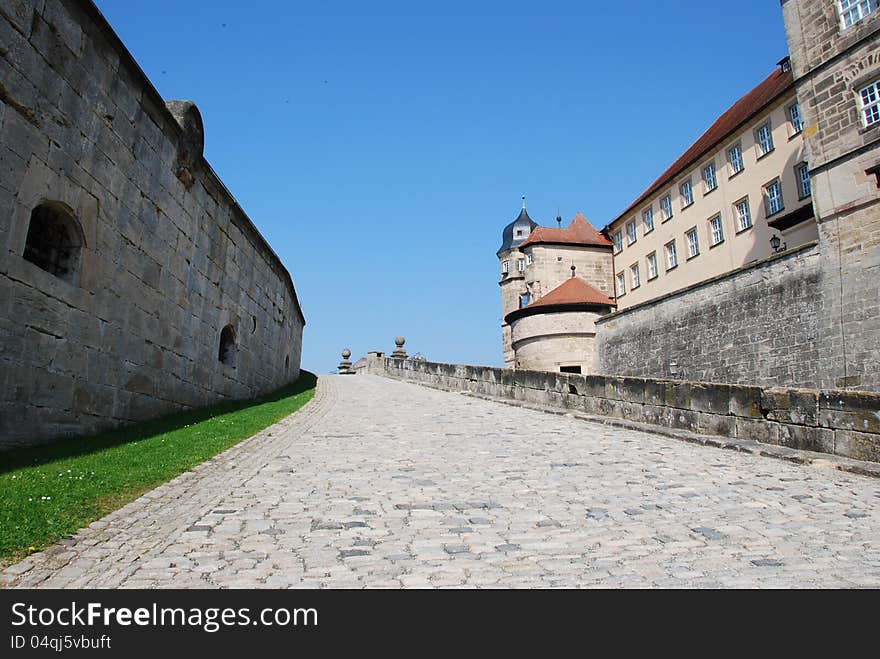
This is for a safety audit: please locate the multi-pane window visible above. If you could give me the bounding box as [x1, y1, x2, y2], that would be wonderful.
[517, 259, 525, 273]
[647, 252, 658, 280]
[728, 143, 744, 175]
[502, 260, 509, 274]
[612, 230, 623, 253]
[702, 162, 717, 192]
[735, 198, 752, 232]
[665, 240, 678, 270]
[788, 103, 804, 134]
[839, 0, 878, 29]
[630, 263, 640, 289]
[661, 194, 673, 220]
[526, 253, 533, 265]
[680, 179, 694, 208]
[858, 80, 880, 126]
[765, 180, 784, 216]
[709, 215, 724, 246]
[796, 163, 812, 199]
[616, 272, 626, 297]
[686, 228, 699, 259]
[642, 207, 654, 233]
[626, 220, 637, 245]
[756, 122, 774, 156]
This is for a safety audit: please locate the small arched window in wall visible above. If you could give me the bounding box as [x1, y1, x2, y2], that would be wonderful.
[285, 355, 290, 371]
[22, 202, 84, 285]
[218, 325, 236, 366]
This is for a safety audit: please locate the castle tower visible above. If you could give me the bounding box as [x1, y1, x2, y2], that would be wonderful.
[497, 197, 537, 367]
[498, 204, 616, 372]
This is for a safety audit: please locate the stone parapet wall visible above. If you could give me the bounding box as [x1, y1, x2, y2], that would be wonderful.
[369, 356, 880, 464]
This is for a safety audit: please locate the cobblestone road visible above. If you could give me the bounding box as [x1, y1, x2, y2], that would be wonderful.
[4, 374, 880, 588]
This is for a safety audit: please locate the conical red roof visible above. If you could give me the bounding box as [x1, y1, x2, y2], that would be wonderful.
[526, 277, 615, 309]
[518, 213, 612, 249]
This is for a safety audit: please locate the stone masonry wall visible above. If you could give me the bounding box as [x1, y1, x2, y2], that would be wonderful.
[365, 356, 880, 464]
[595, 243, 826, 388]
[782, 0, 880, 392]
[0, 0, 305, 447]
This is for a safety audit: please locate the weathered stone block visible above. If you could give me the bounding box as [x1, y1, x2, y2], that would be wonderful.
[762, 388, 820, 426]
[735, 417, 780, 444]
[664, 381, 692, 410]
[833, 429, 880, 463]
[776, 424, 835, 454]
[818, 390, 880, 433]
[690, 383, 730, 415]
[729, 384, 763, 419]
[697, 412, 735, 437]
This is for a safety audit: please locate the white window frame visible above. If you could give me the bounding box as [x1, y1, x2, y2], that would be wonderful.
[765, 179, 784, 216]
[787, 102, 804, 134]
[858, 80, 880, 127]
[642, 207, 654, 233]
[679, 178, 694, 208]
[612, 230, 623, 254]
[728, 142, 744, 175]
[839, 0, 878, 29]
[630, 263, 640, 289]
[502, 260, 509, 274]
[709, 215, 724, 246]
[796, 162, 811, 199]
[616, 272, 626, 297]
[626, 219, 637, 245]
[702, 162, 717, 193]
[525, 253, 533, 265]
[665, 240, 678, 270]
[661, 194, 673, 221]
[735, 198, 752, 232]
[686, 228, 700, 259]
[756, 121, 774, 157]
[646, 252, 658, 280]
[517, 259, 525, 273]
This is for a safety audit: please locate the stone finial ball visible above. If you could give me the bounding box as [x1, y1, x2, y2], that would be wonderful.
[394, 336, 406, 347]
[341, 348, 351, 359]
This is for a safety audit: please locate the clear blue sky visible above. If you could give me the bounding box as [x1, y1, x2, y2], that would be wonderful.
[93, 1, 789, 374]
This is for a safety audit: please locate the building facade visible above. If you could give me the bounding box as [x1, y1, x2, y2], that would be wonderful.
[604, 60, 819, 310]
[781, 0, 880, 391]
[0, 0, 306, 447]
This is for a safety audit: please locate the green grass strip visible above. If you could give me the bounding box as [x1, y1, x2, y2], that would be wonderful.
[0, 370, 317, 566]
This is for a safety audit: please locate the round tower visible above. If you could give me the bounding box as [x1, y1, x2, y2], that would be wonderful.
[497, 197, 537, 367]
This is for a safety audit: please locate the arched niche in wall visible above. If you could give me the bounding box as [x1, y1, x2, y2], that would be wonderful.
[22, 201, 85, 286]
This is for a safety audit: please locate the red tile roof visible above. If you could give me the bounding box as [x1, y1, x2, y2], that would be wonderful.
[526, 276, 616, 309]
[606, 65, 795, 229]
[519, 213, 612, 249]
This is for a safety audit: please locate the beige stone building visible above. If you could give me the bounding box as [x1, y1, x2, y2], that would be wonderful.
[604, 59, 819, 310]
[497, 206, 614, 372]
[781, 0, 880, 390]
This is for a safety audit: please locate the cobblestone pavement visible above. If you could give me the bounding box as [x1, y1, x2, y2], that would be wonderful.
[3, 374, 880, 588]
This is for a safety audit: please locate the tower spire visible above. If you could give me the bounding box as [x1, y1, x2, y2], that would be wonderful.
[522, 195, 526, 211]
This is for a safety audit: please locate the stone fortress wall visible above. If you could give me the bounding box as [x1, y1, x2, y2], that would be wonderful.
[0, 0, 305, 447]
[596, 242, 823, 388]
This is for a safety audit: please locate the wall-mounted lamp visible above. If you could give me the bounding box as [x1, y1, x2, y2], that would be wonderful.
[770, 234, 787, 253]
